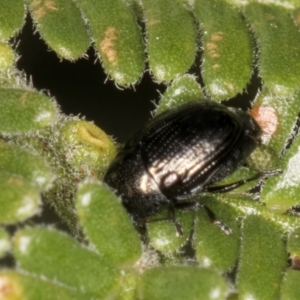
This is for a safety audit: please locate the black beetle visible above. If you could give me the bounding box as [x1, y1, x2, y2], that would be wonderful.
[104, 100, 262, 235]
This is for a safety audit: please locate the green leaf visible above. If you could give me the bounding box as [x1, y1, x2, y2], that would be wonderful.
[0, 228, 10, 257]
[0, 88, 58, 133]
[136, 266, 228, 300]
[155, 75, 204, 115]
[59, 120, 117, 177]
[148, 210, 195, 253]
[0, 42, 15, 72]
[75, 0, 144, 86]
[220, 194, 264, 217]
[221, 193, 300, 234]
[245, 3, 300, 95]
[0, 173, 41, 224]
[281, 228, 300, 299]
[195, 196, 240, 271]
[237, 215, 287, 300]
[287, 228, 300, 256]
[28, 0, 90, 60]
[0, 270, 92, 300]
[246, 144, 279, 172]
[261, 133, 300, 214]
[13, 227, 120, 298]
[280, 270, 300, 300]
[0, 0, 24, 39]
[0, 141, 54, 191]
[252, 89, 300, 154]
[76, 179, 142, 267]
[142, 0, 196, 82]
[287, 227, 300, 268]
[194, 0, 252, 100]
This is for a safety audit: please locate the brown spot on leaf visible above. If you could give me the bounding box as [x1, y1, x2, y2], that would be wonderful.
[206, 31, 224, 59]
[100, 27, 118, 66]
[20, 92, 30, 106]
[206, 43, 217, 51]
[211, 31, 224, 42]
[295, 13, 300, 26]
[206, 43, 220, 58]
[148, 19, 160, 26]
[32, 0, 58, 20]
[212, 64, 221, 69]
[32, 0, 41, 5]
[291, 254, 300, 270]
[251, 106, 278, 135]
[224, 82, 234, 91]
[266, 13, 275, 21]
[7, 176, 24, 186]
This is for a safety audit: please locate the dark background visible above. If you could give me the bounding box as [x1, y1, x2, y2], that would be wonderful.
[15, 15, 260, 144]
[15, 16, 166, 143]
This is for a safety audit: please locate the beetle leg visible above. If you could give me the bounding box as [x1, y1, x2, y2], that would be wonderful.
[174, 202, 232, 234]
[167, 205, 184, 237]
[146, 204, 184, 236]
[206, 170, 281, 193]
[203, 206, 232, 235]
[174, 201, 203, 211]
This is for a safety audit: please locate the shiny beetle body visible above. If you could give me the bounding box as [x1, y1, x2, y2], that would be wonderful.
[104, 100, 261, 228]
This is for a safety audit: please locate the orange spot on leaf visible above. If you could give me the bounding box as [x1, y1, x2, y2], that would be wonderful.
[251, 106, 278, 136]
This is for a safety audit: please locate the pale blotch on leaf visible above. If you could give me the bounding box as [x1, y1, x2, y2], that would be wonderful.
[202, 256, 212, 267]
[208, 80, 228, 97]
[224, 82, 235, 92]
[18, 236, 31, 254]
[209, 287, 222, 299]
[206, 31, 224, 59]
[153, 237, 170, 248]
[31, 0, 59, 20]
[272, 83, 293, 96]
[35, 111, 53, 124]
[212, 64, 221, 70]
[244, 293, 255, 300]
[295, 12, 300, 25]
[76, 121, 114, 152]
[277, 149, 300, 189]
[0, 43, 14, 70]
[148, 19, 160, 26]
[81, 192, 92, 207]
[60, 120, 117, 175]
[20, 92, 30, 106]
[17, 196, 38, 218]
[56, 45, 73, 60]
[0, 240, 9, 253]
[100, 27, 118, 66]
[153, 65, 168, 81]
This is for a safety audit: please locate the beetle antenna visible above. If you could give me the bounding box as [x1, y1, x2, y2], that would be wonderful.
[206, 169, 282, 193]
